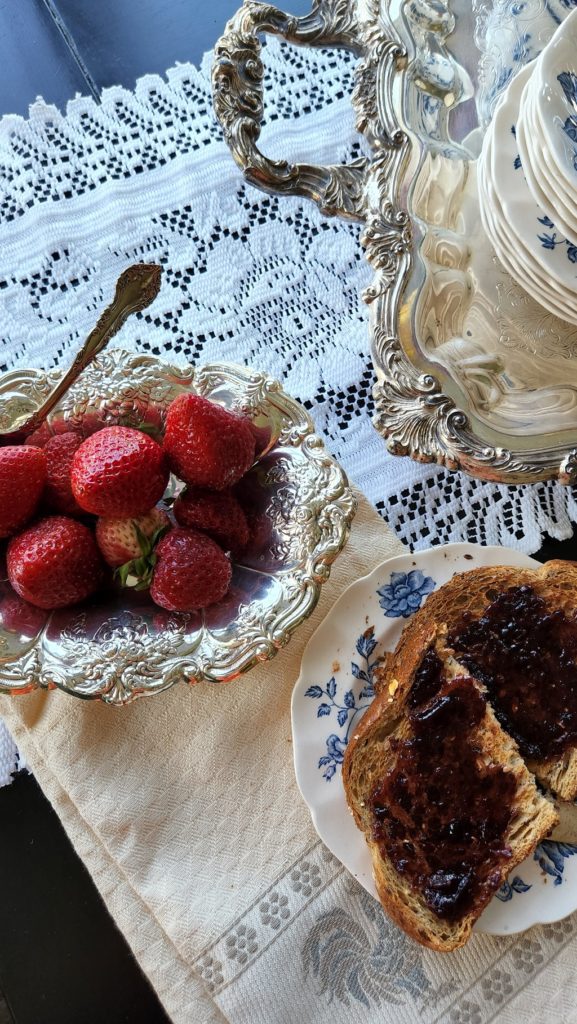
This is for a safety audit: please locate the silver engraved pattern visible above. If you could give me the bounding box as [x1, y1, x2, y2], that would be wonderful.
[0, 351, 355, 705]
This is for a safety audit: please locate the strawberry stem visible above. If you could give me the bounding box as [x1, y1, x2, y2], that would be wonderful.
[114, 519, 169, 591]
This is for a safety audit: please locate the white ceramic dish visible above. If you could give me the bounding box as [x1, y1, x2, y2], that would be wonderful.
[291, 543, 577, 936]
[479, 145, 577, 322]
[517, 69, 577, 244]
[535, 8, 577, 194]
[479, 148, 577, 322]
[484, 65, 577, 317]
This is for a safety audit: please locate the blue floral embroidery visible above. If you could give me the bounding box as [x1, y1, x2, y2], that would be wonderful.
[306, 627, 380, 781]
[496, 875, 532, 901]
[534, 840, 577, 884]
[377, 570, 436, 618]
[301, 882, 455, 1009]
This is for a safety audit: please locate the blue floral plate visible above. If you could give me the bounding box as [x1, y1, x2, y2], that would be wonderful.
[534, 8, 577, 202]
[291, 543, 577, 936]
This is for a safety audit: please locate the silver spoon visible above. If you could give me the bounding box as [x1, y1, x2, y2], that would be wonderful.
[0, 263, 162, 446]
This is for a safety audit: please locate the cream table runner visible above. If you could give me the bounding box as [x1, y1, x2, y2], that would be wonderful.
[2, 493, 577, 1024]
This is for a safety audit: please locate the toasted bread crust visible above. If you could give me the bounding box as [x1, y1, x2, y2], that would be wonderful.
[389, 561, 577, 800]
[342, 561, 575, 950]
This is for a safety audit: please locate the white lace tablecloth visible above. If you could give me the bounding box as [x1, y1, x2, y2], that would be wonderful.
[0, 27, 575, 773]
[1, 23, 577, 1024]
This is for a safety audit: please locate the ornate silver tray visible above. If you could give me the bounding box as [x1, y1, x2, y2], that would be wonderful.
[213, 0, 577, 483]
[0, 350, 355, 705]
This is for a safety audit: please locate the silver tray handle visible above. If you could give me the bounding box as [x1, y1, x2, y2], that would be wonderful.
[212, 0, 369, 221]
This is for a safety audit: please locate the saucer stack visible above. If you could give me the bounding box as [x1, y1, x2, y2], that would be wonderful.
[478, 8, 577, 325]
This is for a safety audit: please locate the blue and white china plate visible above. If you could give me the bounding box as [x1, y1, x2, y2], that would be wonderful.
[516, 21, 577, 247]
[479, 62, 577, 324]
[291, 543, 577, 936]
[534, 8, 577, 201]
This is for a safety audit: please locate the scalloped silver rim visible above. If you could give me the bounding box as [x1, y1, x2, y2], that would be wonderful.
[211, 0, 577, 483]
[0, 350, 356, 705]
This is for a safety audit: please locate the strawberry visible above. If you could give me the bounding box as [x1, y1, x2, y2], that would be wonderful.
[0, 446, 46, 538]
[71, 426, 169, 517]
[24, 423, 54, 448]
[173, 486, 249, 557]
[7, 516, 105, 609]
[150, 527, 232, 611]
[43, 432, 84, 515]
[163, 394, 255, 490]
[95, 508, 170, 588]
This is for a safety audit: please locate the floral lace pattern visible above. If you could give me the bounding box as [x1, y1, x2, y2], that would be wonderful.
[2, 32, 577, 774]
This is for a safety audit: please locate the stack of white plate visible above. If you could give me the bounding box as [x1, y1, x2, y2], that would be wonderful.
[478, 8, 577, 325]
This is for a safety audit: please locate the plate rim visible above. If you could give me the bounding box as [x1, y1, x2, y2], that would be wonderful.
[290, 541, 577, 936]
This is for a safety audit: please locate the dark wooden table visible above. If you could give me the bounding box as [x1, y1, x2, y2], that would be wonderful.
[0, 3, 576, 1023]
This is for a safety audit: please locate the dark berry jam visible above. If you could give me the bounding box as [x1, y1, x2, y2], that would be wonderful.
[450, 585, 577, 762]
[407, 647, 444, 708]
[371, 657, 516, 922]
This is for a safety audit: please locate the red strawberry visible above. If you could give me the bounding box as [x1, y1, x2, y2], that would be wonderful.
[163, 394, 255, 490]
[0, 592, 48, 637]
[43, 432, 84, 515]
[96, 507, 170, 588]
[24, 423, 54, 448]
[71, 426, 169, 517]
[150, 527, 231, 611]
[7, 516, 105, 609]
[0, 446, 46, 538]
[173, 486, 249, 557]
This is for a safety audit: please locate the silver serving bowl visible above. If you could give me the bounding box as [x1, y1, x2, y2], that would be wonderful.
[0, 350, 355, 705]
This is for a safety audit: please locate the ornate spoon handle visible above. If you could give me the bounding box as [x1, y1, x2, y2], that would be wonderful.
[1, 263, 161, 443]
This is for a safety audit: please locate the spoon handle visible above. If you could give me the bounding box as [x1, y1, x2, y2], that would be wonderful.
[20, 263, 162, 437]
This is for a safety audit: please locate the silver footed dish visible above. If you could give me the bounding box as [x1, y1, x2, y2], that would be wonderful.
[0, 350, 355, 706]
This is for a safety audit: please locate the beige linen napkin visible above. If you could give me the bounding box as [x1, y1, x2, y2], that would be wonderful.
[0, 490, 404, 1023]
[5, 494, 577, 1024]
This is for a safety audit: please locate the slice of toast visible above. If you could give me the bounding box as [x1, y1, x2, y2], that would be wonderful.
[343, 626, 558, 952]
[388, 560, 577, 801]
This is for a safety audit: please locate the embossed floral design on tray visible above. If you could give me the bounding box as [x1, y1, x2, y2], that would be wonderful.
[213, 0, 577, 482]
[0, 350, 355, 705]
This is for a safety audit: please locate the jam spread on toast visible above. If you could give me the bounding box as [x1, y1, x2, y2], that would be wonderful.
[450, 585, 577, 761]
[371, 651, 516, 922]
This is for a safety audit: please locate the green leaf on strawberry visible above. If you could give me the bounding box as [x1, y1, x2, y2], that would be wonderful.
[114, 521, 169, 591]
